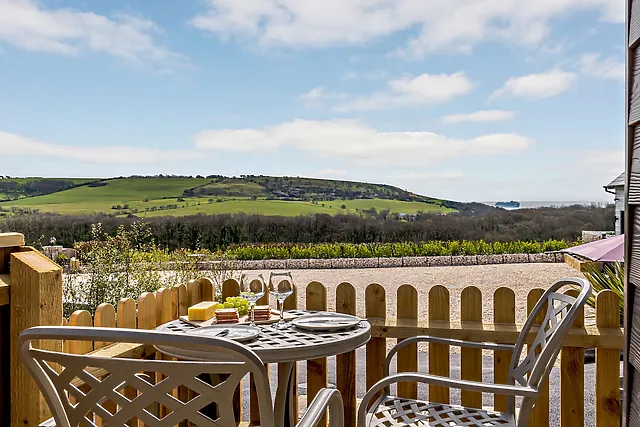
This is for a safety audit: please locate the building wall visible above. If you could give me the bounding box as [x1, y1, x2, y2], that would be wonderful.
[615, 186, 626, 235]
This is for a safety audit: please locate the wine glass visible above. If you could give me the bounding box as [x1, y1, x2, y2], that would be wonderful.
[268, 272, 294, 329]
[239, 273, 266, 327]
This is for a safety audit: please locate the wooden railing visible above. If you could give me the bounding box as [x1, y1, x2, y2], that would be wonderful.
[56, 277, 623, 427]
[1, 233, 63, 427]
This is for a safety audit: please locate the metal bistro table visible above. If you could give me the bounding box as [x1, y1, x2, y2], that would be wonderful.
[155, 310, 371, 427]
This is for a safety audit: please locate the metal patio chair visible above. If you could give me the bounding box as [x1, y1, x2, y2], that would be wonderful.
[358, 278, 591, 427]
[19, 326, 344, 427]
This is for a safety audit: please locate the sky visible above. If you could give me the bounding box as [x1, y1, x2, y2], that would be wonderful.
[0, 0, 626, 203]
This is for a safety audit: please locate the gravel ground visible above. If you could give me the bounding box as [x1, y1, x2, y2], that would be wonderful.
[250, 263, 587, 323]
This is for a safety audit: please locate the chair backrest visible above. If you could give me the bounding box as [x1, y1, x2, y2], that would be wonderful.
[19, 326, 274, 427]
[508, 278, 591, 424]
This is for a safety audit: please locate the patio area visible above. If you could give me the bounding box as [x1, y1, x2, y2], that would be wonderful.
[0, 233, 623, 427]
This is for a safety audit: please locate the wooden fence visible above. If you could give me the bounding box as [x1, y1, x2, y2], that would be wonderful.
[55, 277, 623, 427]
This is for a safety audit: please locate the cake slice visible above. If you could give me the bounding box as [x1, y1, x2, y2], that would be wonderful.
[253, 305, 271, 321]
[215, 307, 239, 324]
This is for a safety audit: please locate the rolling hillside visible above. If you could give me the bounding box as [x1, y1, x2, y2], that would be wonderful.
[0, 175, 468, 217]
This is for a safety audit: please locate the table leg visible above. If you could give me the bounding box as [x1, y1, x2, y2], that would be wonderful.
[274, 362, 296, 427]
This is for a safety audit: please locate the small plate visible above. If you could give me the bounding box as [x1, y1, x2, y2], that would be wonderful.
[186, 325, 260, 342]
[292, 313, 361, 331]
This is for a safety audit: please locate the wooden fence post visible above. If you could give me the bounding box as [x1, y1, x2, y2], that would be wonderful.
[493, 287, 515, 412]
[10, 243, 62, 427]
[306, 282, 328, 427]
[596, 290, 621, 427]
[561, 289, 585, 427]
[460, 286, 482, 408]
[336, 282, 357, 427]
[397, 284, 418, 399]
[527, 288, 549, 427]
[365, 283, 386, 403]
[0, 233, 24, 427]
[429, 285, 450, 403]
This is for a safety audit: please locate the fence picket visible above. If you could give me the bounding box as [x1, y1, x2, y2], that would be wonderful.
[187, 279, 201, 307]
[68, 310, 94, 422]
[251, 284, 270, 426]
[94, 303, 116, 348]
[155, 288, 173, 419]
[595, 290, 621, 427]
[117, 298, 136, 329]
[221, 279, 242, 424]
[365, 283, 386, 404]
[282, 282, 299, 423]
[199, 277, 215, 301]
[493, 287, 515, 412]
[429, 285, 450, 403]
[177, 284, 188, 317]
[336, 282, 357, 427]
[561, 289, 585, 427]
[116, 298, 137, 427]
[306, 282, 328, 427]
[397, 284, 418, 399]
[68, 310, 93, 354]
[527, 288, 549, 427]
[460, 286, 482, 408]
[94, 304, 116, 426]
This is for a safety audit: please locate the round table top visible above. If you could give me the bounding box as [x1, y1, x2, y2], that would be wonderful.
[155, 310, 371, 363]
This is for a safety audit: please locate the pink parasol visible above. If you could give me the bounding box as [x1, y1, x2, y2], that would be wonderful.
[563, 234, 624, 262]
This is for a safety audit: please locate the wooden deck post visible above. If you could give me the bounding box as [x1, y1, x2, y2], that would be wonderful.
[7, 234, 62, 427]
[1, 233, 25, 427]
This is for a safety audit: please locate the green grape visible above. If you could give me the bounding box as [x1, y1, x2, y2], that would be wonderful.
[223, 302, 234, 308]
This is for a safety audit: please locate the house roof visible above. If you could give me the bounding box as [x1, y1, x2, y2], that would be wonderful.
[605, 172, 625, 188]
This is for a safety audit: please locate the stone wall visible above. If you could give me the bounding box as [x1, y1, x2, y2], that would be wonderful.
[184, 252, 564, 270]
[582, 230, 615, 243]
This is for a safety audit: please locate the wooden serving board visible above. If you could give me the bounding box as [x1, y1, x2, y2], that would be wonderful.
[179, 310, 296, 327]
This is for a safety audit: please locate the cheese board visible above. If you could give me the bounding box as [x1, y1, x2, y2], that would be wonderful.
[179, 309, 296, 327]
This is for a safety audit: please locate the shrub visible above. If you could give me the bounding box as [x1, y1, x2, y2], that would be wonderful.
[54, 253, 69, 266]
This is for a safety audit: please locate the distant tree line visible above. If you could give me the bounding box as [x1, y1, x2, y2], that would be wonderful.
[0, 204, 614, 251]
[0, 179, 80, 199]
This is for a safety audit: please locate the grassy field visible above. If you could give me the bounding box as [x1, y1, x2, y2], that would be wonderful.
[0, 176, 455, 217]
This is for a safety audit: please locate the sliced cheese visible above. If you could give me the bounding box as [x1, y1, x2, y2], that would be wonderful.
[188, 301, 220, 321]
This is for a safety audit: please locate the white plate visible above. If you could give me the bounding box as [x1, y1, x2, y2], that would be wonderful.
[292, 313, 361, 331]
[186, 325, 260, 342]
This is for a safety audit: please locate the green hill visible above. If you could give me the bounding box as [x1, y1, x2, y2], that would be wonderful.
[0, 175, 467, 217]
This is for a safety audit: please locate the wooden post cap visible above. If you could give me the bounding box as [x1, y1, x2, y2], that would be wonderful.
[0, 233, 24, 248]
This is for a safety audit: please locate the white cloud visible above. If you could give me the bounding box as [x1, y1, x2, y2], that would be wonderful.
[298, 87, 347, 102]
[0, 0, 188, 70]
[490, 70, 576, 100]
[334, 72, 473, 112]
[442, 110, 516, 124]
[189, 0, 622, 57]
[0, 132, 199, 164]
[194, 119, 533, 167]
[578, 53, 624, 81]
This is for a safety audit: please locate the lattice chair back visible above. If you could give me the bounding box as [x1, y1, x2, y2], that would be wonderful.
[19, 326, 274, 427]
[508, 278, 591, 425]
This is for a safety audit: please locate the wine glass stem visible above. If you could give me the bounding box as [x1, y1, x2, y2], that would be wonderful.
[279, 299, 284, 323]
[250, 302, 255, 326]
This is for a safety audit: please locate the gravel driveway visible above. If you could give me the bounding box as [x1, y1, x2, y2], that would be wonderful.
[251, 262, 586, 323]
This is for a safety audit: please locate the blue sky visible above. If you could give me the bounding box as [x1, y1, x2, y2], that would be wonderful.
[0, 0, 626, 202]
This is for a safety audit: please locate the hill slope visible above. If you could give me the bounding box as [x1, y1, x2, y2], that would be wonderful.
[0, 175, 480, 217]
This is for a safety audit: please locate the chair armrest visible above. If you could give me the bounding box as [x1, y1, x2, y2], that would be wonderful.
[297, 388, 344, 427]
[385, 336, 514, 376]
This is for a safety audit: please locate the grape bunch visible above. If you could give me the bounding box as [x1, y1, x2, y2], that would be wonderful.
[223, 296, 250, 316]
